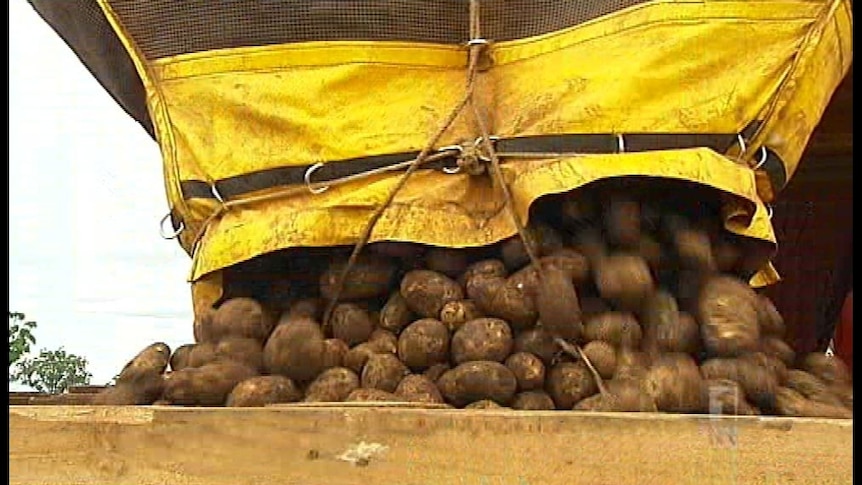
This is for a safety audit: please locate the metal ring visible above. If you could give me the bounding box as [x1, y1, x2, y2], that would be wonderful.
[474, 136, 499, 162]
[616, 134, 626, 154]
[438, 145, 464, 174]
[766, 204, 774, 220]
[753, 146, 768, 170]
[736, 133, 747, 161]
[159, 212, 185, 240]
[304, 163, 329, 194]
[210, 183, 225, 204]
[467, 38, 490, 47]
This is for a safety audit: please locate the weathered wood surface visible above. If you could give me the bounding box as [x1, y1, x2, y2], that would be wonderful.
[9, 406, 852, 485]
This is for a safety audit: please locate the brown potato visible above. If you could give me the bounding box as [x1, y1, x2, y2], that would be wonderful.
[639, 291, 679, 355]
[329, 303, 374, 346]
[697, 275, 761, 357]
[459, 259, 508, 289]
[505, 352, 546, 391]
[740, 352, 788, 386]
[400, 270, 464, 319]
[263, 318, 326, 382]
[774, 387, 852, 418]
[702, 379, 759, 415]
[395, 374, 445, 404]
[163, 361, 258, 406]
[320, 254, 397, 301]
[784, 370, 846, 407]
[215, 337, 264, 371]
[582, 341, 617, 380]
[481, 271, 539, 330]
[437, 361, 518, 407]
[594, 254, 654, 310]
[535, 266, 582, 341]
[321, 339, 350, 370]
[439, 300, 483, 332]
[802, 353, 852, 386]
[560, 195, 598, 229]
[342, 343, 379, 374]
[546, 362, 598, 410]
[643, 353, 704, 413]
[511, 391, 556, 410]
[92, 373, 166, 406]
[756, 295, 786, 338]
[513, 328, 558, 365]
[636, 236, 664, 274]
[425, 247, 470, 278]
[346, 389, 401, 402]
[397, 319, 450, 370]
[540, 249, 591, 286]
[226, 375, 302, 407]
[573, 393, 609, 411]
[829, 384, 853, 409]
[187, 343, 218, 369]
[570, 227, 607, 268]
[378, 292, 413, 334]
[656, 312, 701, 355]
[423, 363, 451, 383]
[193, 308, 217, 344]
[500, 237, 531, 271]
[712, 236, 742, 274]
[368, 329, 398, 352]
[700, 357, 777, 410]
[361, 353, 409, 392]
[604, 196, 641, 249]
[465, 400, 504, 409]
[288, 298, 323, 320]
[451, 318, 513, 364]
[760, 337, 795, 367]
[170, 344, 194, 372]
[500, 224, 564, 271]
[605, 379, 657, 412]
[673, 228, 716, 272]
[117, 342, 171, 384]
[304, 367, 360, 402]
[211, 298, 275, 343]
[614, 348, 650, 381]
[580, 297, 611, 321]
[583, 312, 643, 348]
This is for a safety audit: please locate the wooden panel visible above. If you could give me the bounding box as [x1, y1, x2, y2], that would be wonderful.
[9, 406, 853, 485]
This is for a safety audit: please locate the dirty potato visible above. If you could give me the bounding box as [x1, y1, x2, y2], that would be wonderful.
[614, 348, 651, 381]
[342, 343, 380, 375]
[594, 253, 655, 310]
[511, 391, 556, 410]
[465, 400, 505, 409]
[361, 353, 409, 392]
[505, 352, 546, 391]
[263, 318, 326, 382]
[437, 361, 518, 407]
[639, 290, 679, 354]
[320, 339, 350, 370]
[513, 328, 559, 365]
[117, 342, 171, 384]
[187, 342, 218, 369]
[801, 353, 852, 386]
[540, 249, 590, 286]
[423, 363, 451, 383]
[756, 295, 786, 338]
[774, 387, 852, 418]
[702, 379, 759, 415]
[304, 367, 360, 402]
[378, 292, 414, 334]
[583, 312, 643, 348]
[330, 303, 375, 346]
[700, 357, 777, 410]
[697, 275, 761, 357]
[656, 312, 701, 355]
[397, 318, 450, 370]
[642, 353, 704, 413]
[535, 266, 582, 341]
[211, 298, 275, 343]
[319, 254, 397, 301]
[193, 307, 217, 344]
[546, 362, 598, 410]
[439, 300, 483, 332]
[459, 259, 508, 289]
[163, 361, 258, 406]
[288, 298, 323, 320]
[425, 247, 471, 278]
[92, 373, 166, 406]
[400, 270, 464, 319]
[215, 337, 264, 371]
[395, 374, 445, 404]
[582, 341, 617, 380]
[673, 227, 716, 273]
[760, 337, 795, 368]
[784, 370, 846, 407]
[368, 329, 398, 352]
[604, 379, 657, 412]
[170, 344, 194, 372]
[346, 388, 401, 402]
[604, 196, 642, 249]
[451, 318, 514, 364]
[481, 271, 539, 330]
[226, 375, 302, 407]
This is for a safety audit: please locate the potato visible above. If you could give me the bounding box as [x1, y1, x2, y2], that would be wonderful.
[740, 352, 788, 386]
[546, 362, 598, 410]
[480, 272, 538, 330]
[397, 319, 450, 370]
[163, 361, 258, 406]
[439, 300, 483, 332]
[92, 374, 165, 406]
[395, 374, 445, 404]
[400, 270, 464, 319]
[505, 352, 546, 391]
[215, 337, 264, 371]
[582, 341, 617, 380]
[513, 328, 558, 365]
[321, 339, 350, 370]
[187, 343, 218, 369]
[170, 344, 194, 372]
[712, 235, 742, 274]
[263, 318, 326, 382]
[540, 249, 590, 286]
[774, 387, 852, 418]
[361, 353, 409, 392]
[423, 363, 451, 383]
[500, 224, 563, 270]
[756, 295, 785, 338]
[784, 370, 846, 407]
[437, 361, 518, 407]
[700, 357, 777, 410]
[636, 236, 664, 273]
[451, 318, 513, 364]
[425, 247, 470, 278]
[211, 298, 275, 343]
[369, 242, 425, 261]
[288, 298, 323, 320]
[500, 237, 530, 271]
[605, 379, 657, 412]
[702, 379, 759, 415]
[226, 376, 302, 407]
[594, 254, 654, 310]
[330, 303, 375, 346]
[117, 342, 171, 384]
[570, 227, 607, 268]
[656, 312, 701, 355]
[639, 291, 679, 354]
[511, 391, 556, 410]
[802, 353, 852, 386]
[614, 348, 650, 381]
[604, 196, 641, 249]
[193, 308, 217, 344]
[465, 400, 504, 409]
[368, 329, 398, 352]
[346, 388, 401, 402]
[697, 275, 761, 357]
[342, 343, 379, 374]
[583, 312, 643, 348]
[643, 353, 704, 413]
[535, 266, 582, 341]
[304, 367, 360, 402]
[459, 259, 508, 289]
[673, 228, 716, 272]
[580, 297, 611, 321]
[573, 394, 610, 411]
[760, 337, 795, 367]
[320, 254, 397, 301]
[378, 292, 414, 334]
[829, 384, 853, 409]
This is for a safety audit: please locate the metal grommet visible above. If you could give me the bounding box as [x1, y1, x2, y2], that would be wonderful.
[159, 212, 185, 240]
[304, 163, 329, 194]
[736, 133, 748, 161]
[474, 135, 499, 162]
[439, 145, 465, 174]
[210, 183, 225, 204]
[616, 134, 626, 154]
[766, 204, 774, 220]
[467, 38, 490, 47]
[753, 146, 768, 170]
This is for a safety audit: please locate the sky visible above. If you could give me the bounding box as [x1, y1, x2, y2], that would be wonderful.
[9, 1, 195, 388]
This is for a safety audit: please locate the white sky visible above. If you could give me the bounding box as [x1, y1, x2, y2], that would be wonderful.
[9, 1, 195, 388]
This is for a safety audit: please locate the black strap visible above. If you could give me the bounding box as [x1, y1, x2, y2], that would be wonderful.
[177, 130, 787, 204]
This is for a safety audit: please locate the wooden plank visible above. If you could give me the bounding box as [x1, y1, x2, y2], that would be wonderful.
[9, 406, 852, 485]
[68, 386, 107, 395]
[9, 394, 97, 406]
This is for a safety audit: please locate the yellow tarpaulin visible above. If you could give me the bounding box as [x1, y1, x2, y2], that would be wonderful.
[96, 0, 852, 316]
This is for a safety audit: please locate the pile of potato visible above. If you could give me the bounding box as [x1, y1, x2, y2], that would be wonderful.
[95, 181, 853, 417]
